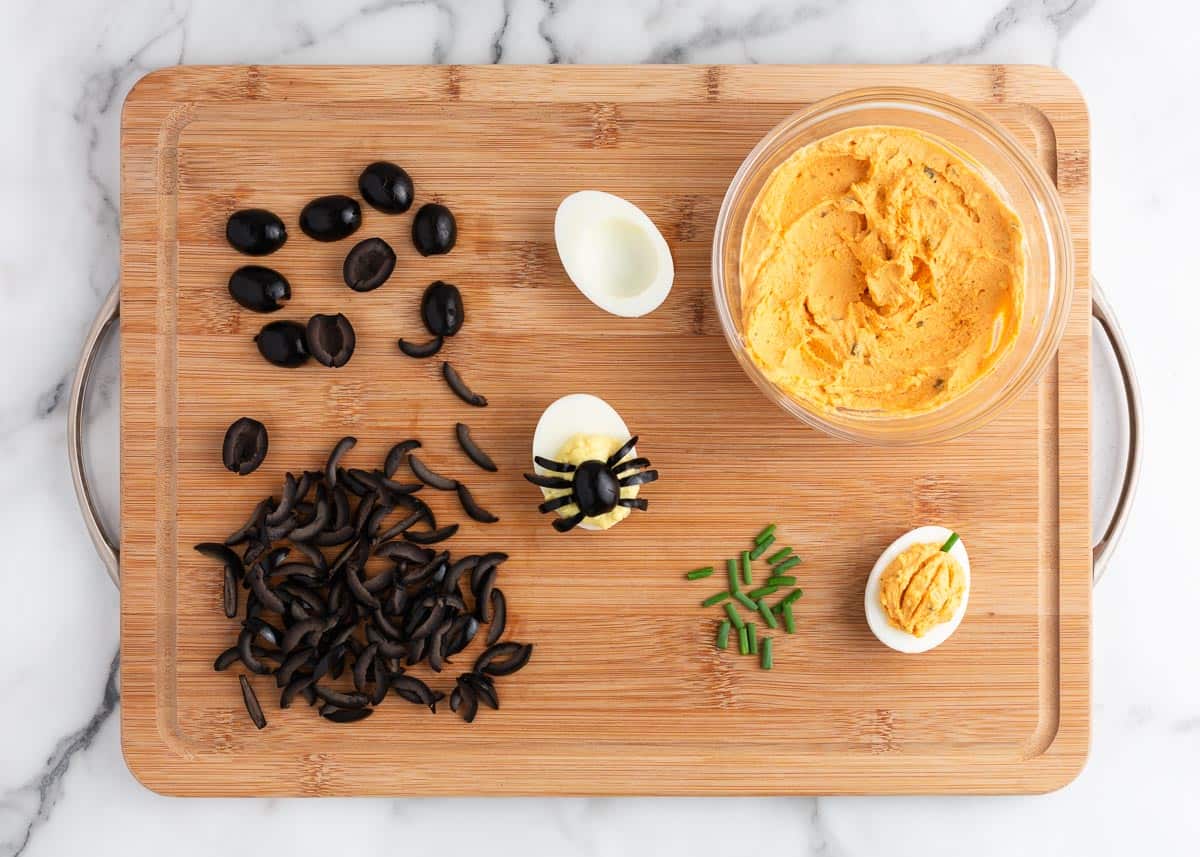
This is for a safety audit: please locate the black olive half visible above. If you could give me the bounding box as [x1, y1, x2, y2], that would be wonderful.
[255, 320, 310, 367]
[306, 313, 356, 368]
[421, 281, 464, 337]
[358, 162, 414, 214]
[228, 265, 290, 312]
[223, 417, 269, 475]
[342, 237, 396, 292]
[226, 209, 287, 256]
[411, 203, 457, 256]
[300, 195, 362, 242]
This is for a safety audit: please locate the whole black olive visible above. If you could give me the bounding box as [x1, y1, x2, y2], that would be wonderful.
[411, 203, 457, 256]
[358, 162, 414, 214]
[306, 313, 356, 368]
[255, 320, 310, 367]
[342, 237, 396, 292]
[228, 265, 291, 312]
[226, 209, 287, 255]
[222, 417, 269, 475]
[299, 195, 362, 242]
[420, 281, 464, 337]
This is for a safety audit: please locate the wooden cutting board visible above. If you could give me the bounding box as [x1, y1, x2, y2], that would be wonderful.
[119, 65, 1090, 796]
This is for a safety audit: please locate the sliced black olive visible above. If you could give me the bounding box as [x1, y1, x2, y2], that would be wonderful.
[404, 523, 459, 545]
[239, 675, 268, 729]
[223, 565, 238, 618]
[325, 436, 357, 488]
[353, 642, 379, 692]
[455, 422, 497, 472]
[397, 336, 443, 359]
[474, 641, 533, 677]
[228, 265, 291, 312]
[221, 417, 269, 475]
[299, 194, 361, 242]
[313, 686, 370, 710]
[214, 646, 241, 671]
[237, 628, 271, 675]
[265, 473, 297, 526]
[456, 482, 499, 524]
[473, 566, 496, 622]
[321, 706, 373, 723]
[411, 203, 457, 256]
[195, 541, 246, 580]
[442, 361, 487, 407]
[358, 161, 414, 213]
[305, 313, 356, 368]
[391, 675, 442, 712]
[255, 320, 310, 367]
[420, 280, 464, 337]
[226, 209, 287, 256]
[384, 440, 421, 478]
[408, 454, 458, 491]
[342, 237, 396, 292]
[280, 672, 315, 709]
[276, 647, 315, 687]
[461, 672, 499, 710]
[450, 680, 477, 722]
[374, 540, 433, 565]
[225, 497, 270, 546]
[485, 589, 506, 645]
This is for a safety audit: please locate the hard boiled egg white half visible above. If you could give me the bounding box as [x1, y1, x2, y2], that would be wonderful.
[863, 526, 970, 654]
[531, 393, 634, 532]
[554, 191, 674, 318]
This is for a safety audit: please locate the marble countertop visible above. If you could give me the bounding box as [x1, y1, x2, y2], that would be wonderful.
[1, 0, 1195, 854]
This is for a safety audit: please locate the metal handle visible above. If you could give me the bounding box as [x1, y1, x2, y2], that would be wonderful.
[68, 284, 121, 588]
[1090, 277, 1142, 583]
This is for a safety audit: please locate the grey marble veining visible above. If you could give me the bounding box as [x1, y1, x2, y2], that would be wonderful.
[0, 0, 1196, 854]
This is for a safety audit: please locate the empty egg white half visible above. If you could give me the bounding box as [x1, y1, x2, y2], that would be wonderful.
[554, 191, 674, 318]
[531, 393, 633, 532]
[864, 526, 971, 654]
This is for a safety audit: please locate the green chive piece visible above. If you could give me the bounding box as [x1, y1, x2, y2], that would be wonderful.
[748, 584, 779, 600]
[758, 599, 778, 629]
[724, 602, 745, 630]
[741, 550, 752, 585]
[767, 546, 793, 564]
[772, 556, 802, 575]
[780, 588, 805, 607]
[746, 622, 758, 655]
[761, 637, 774, 670]
[727, 558, 740, 592]
[702, 591, 730, 608]
[686, 566, 714, 580]
[782, 603, 796, 634]
[716, 620, 731, 650]
[749, 534, 775, 560]
[738, 625, 750, 655]
[766, 575, 796, 587]
[733, 590, 758, 611]
[754, 524, 776, 544]
[941, 531, 960, 552]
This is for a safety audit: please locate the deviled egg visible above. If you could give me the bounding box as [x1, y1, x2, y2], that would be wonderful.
[864, 526, 970, 654]
[554, 191, 674, 318]
[524, 393, 659, 532]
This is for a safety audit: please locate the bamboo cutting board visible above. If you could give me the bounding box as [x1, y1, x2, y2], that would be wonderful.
[119, 65, 1090, 795]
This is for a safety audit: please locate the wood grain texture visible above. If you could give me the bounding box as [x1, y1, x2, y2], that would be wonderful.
[119, 65, 1090, 796]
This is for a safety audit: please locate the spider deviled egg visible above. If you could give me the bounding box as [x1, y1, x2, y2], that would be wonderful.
[554, 191, 674, 318]
[523, 393, 659, 533]
[863, 526, 970, 654]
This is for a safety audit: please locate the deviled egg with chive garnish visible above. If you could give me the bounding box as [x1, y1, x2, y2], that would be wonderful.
[523, 393, 659, 533]
[864, 526, 970, 654]
[554, 191, 674, 318]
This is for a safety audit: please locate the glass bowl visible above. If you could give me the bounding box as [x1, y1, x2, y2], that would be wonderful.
[712, 87, 1073, 445]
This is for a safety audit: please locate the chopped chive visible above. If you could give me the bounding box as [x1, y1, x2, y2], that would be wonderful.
[772, 556, 802, 575]
[738, 625, 750, 655]
[766, 575, 796, 587]
[754, 524, 776, 544]
[780, 588, 805, 607]
[716, 620, 731, 650]
[761, 637, 773, 670]
[758, 599, 778, 629]
[767, 546, 793, 564]
[940, 531, 960, 552]
[749, 535, 775, 560]
[724, 602, 744, 630]
[748, 584, 779, 600]
[782, 602, 796, 634]
[733, 590, 758, 611]
[727, 558, 740, 592]
[741, 550, 752, 585]
[746, 622, 758, 655]
[686, 566, 714, 580]
[702, 591, 730, 608]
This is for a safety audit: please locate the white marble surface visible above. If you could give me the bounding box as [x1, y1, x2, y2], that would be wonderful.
[0, 0, 1195, 854]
